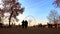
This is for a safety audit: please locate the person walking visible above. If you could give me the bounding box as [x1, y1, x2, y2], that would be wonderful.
[21, 20, 25, 28]
[25, 20, 28, 28]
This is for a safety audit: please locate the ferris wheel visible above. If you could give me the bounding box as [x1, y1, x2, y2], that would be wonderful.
[24, 15, 36, 26]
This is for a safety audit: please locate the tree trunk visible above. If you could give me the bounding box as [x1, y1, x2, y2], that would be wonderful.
[9, 11, 13, 27]
[0, 17, 1, 23]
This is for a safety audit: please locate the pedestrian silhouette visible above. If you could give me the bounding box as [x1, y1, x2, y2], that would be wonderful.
[47, 23, 52, 28]
[25, 20, 28, 28]
[21, 20, 28, 28]
[21, 20, 25, 28]
[0, 23, 3, 28]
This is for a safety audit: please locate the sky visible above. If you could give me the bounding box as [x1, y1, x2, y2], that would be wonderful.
[0, 0, 60, 26]
[18, 0, 60, 25]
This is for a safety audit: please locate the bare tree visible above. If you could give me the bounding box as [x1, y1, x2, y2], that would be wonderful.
[1, 0, 24, 26]
[58, 16, 60, 23]
[47, 10, 59, 24]
[53, 0, 60, 7]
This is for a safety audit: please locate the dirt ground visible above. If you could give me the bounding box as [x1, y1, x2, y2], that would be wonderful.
[0, 26, 60, 34]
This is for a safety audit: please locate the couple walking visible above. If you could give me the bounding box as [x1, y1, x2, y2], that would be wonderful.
[22, 20, 28, 28]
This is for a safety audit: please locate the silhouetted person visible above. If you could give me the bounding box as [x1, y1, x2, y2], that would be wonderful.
[21, 20, 28, 28]
[21, 20, 25, 28]
[54, 24, 57, 28]
[47, 23, 52, 28]
[0, 23, 3, 28]
[38, 23, 42, 28]
[25, 20, 28, 28]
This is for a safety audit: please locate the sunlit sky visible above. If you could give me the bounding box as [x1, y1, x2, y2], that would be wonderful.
[0, 0, 60, 26]
[18, 0, 60, 25]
